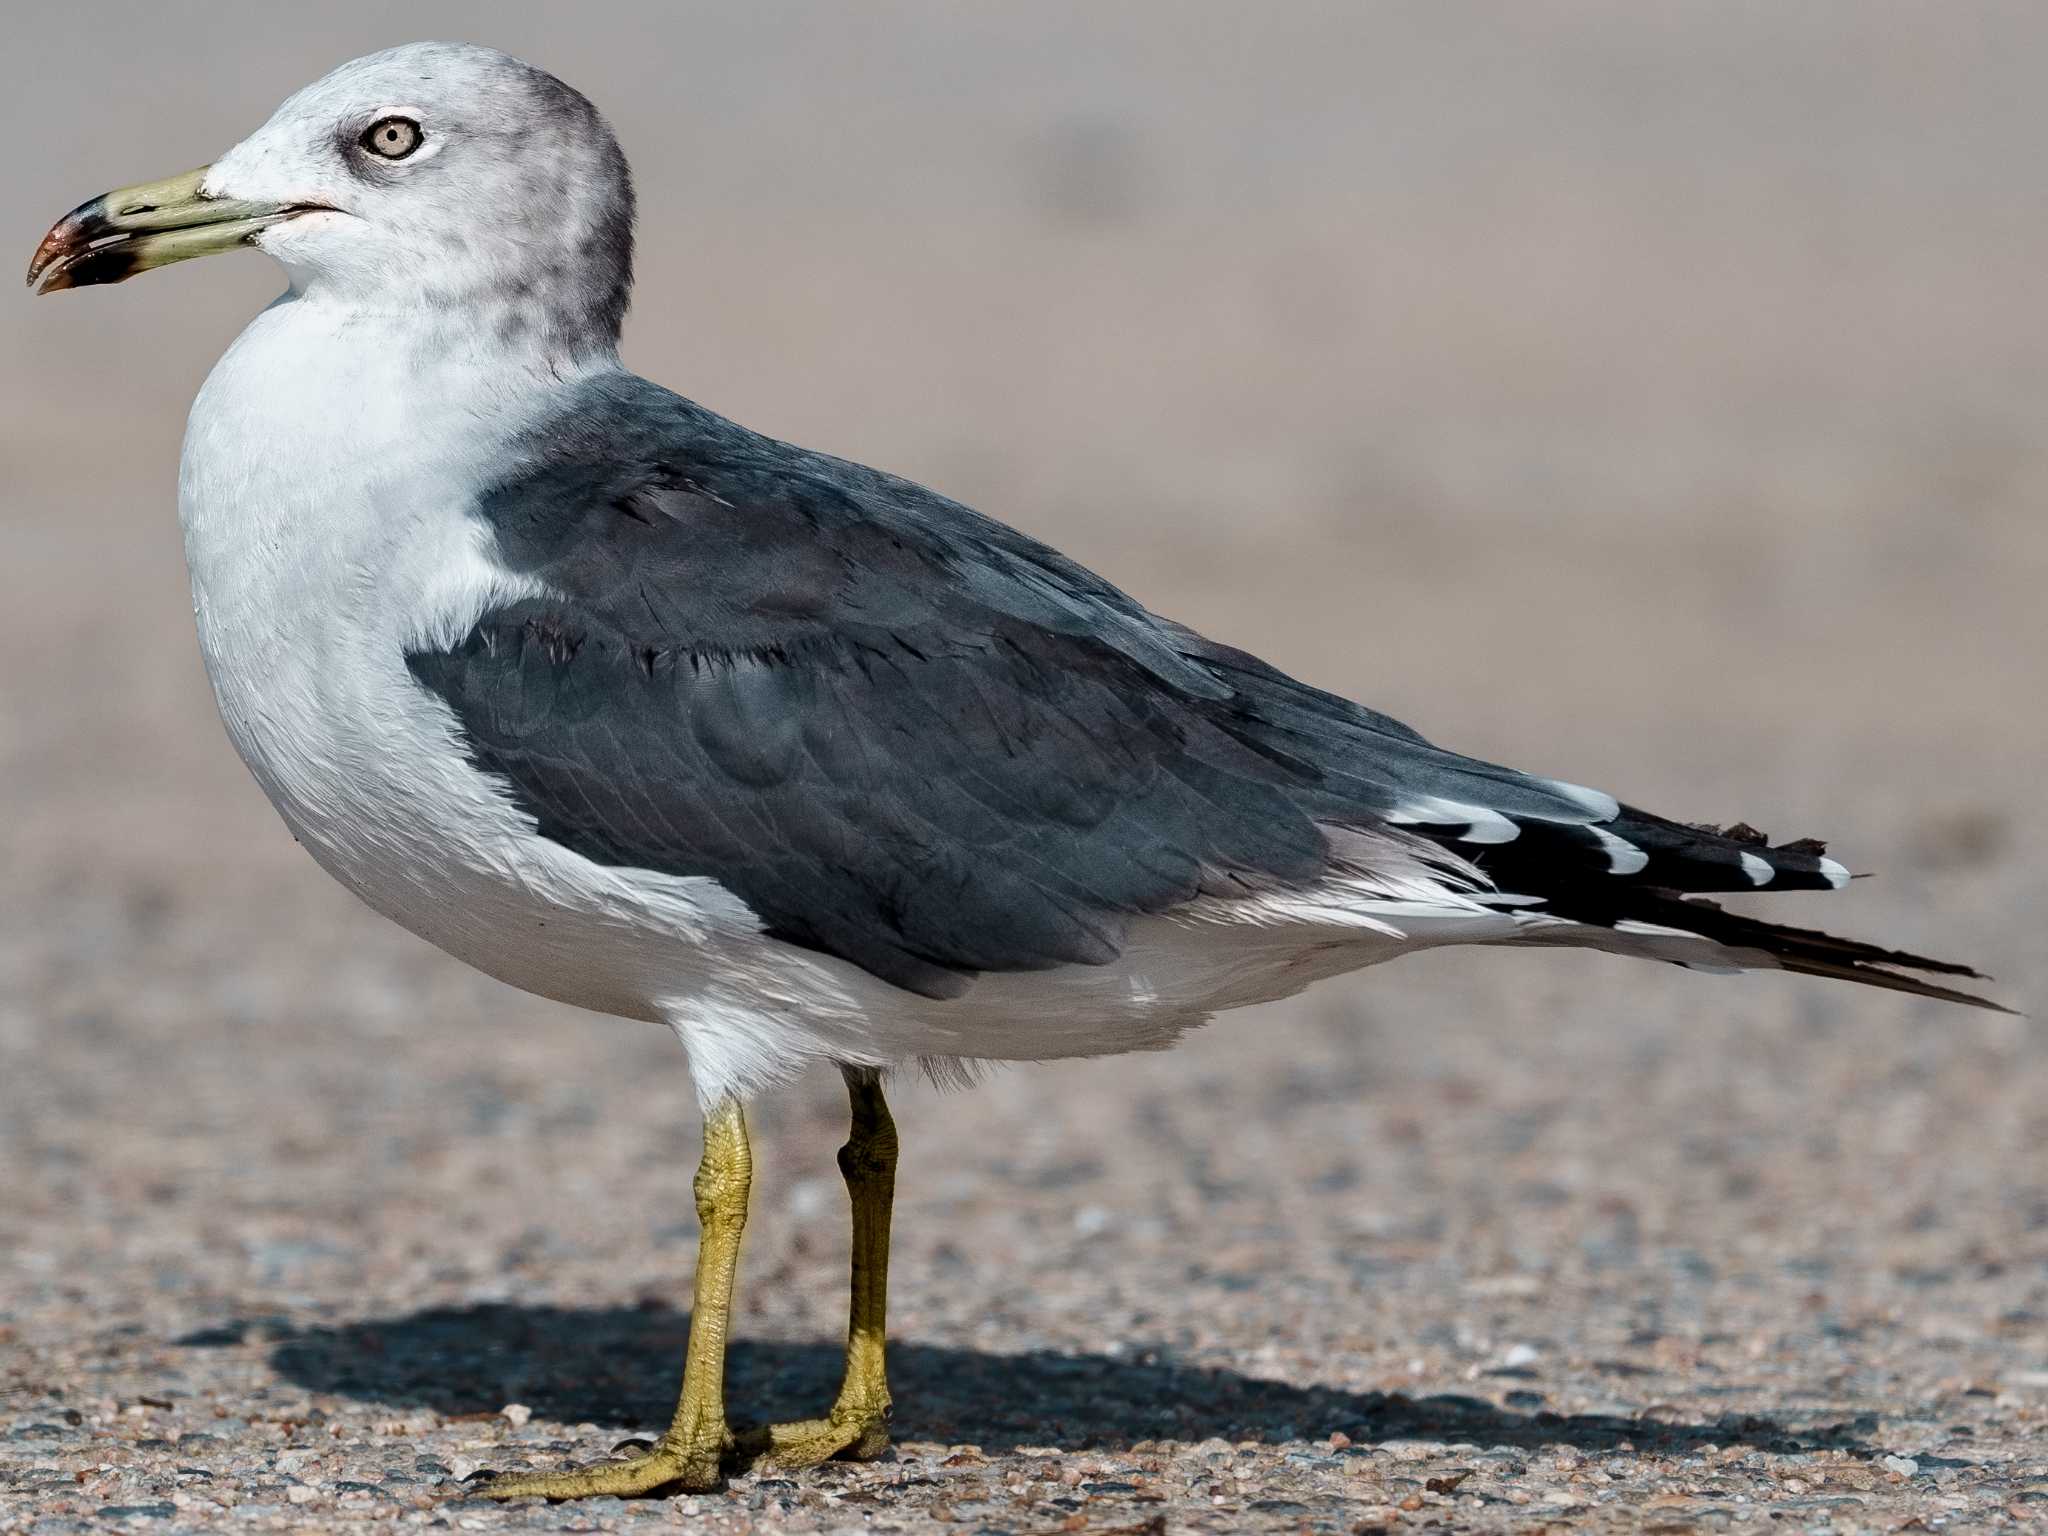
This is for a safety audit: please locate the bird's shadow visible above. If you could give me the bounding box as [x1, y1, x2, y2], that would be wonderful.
[179, 1303, 1878, 1461]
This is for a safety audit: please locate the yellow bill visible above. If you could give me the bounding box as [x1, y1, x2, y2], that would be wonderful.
[27, 167, 308, 294]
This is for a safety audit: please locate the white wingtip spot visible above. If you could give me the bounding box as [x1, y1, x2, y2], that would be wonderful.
[1388, 797, 1521, 845]
[1739, 851, 1774, 887]
[1537, 777, 1621, 821]
[1819, 856, 1851, 889]
[1591, 826, 1649, 875]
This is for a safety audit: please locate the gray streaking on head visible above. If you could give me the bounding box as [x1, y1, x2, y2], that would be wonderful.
[28, 40, 2003, 1502]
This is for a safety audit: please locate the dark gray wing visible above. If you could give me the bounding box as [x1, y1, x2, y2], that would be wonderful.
[406, 372, 1840, 999]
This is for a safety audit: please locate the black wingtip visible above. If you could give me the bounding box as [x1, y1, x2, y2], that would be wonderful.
[1774, 958, 2017, 1015]
[1661, 895, 2012, 1011]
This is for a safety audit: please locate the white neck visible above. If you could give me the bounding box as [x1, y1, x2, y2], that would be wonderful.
[181, 289, 609, 552]
[177, 286, 596, 725]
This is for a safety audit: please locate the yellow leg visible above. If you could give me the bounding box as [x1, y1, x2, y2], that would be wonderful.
[482, 1097, 752, 1500]
[742, 1066, 896, 1470]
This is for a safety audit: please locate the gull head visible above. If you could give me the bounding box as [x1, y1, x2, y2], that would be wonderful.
[28, 42, 635, 356]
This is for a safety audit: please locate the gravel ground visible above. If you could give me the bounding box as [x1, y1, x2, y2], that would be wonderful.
[4, 5, 2046, 1533]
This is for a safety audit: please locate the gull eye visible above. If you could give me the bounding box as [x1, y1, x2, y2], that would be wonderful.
[361, 116, 423, 160]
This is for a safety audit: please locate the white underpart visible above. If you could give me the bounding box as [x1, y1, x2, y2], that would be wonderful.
[178, 253, 1821, 1111]
[1740, 851, 1775, 886]
[1819, 856, 1852, 889]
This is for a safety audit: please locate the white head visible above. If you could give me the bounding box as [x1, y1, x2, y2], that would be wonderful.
[30, 42, 636, 360]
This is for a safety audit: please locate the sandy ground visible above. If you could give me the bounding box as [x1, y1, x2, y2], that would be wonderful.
[3, 5, 2046, 1532]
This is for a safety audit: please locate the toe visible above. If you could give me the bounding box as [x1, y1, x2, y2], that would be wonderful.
[740, 1410, 890, 1472]
[476, 1443, 721, 1501]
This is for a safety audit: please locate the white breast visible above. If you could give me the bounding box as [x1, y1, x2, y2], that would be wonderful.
[176, 294, 760, 1023]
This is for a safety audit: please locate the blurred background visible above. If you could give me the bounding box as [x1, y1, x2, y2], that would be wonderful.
[3, 3, 2045, 1526]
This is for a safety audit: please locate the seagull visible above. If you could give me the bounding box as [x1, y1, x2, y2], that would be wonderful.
[30, 41, 2001, 1502]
